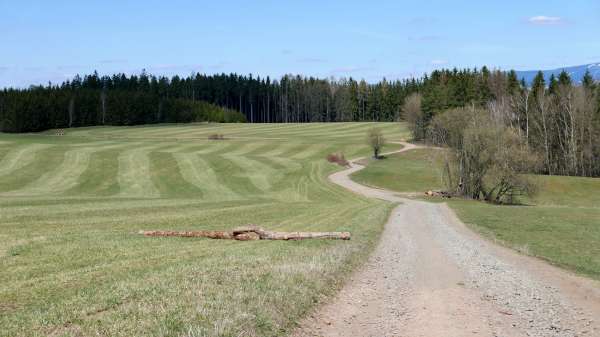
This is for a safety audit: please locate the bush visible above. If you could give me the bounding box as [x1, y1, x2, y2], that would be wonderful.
[326, 153, 349, 167]
[429, 107, 540, 204]
[208, 133, 225, 140]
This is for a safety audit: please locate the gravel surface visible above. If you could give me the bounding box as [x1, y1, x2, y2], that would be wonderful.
[293, 142, 600, 337]
[428, 203, 598, 337]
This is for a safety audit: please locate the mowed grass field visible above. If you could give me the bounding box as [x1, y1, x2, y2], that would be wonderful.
[354, 148, 600, 280]
[0, 123, 408, 337]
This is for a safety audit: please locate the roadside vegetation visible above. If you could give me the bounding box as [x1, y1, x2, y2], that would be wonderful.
[353, 147, 600, 280]
[0, 122, 407, 337]
[410, 69, 600, 179]
[370, 69, 600, 279]
[428, 107, 540, 203]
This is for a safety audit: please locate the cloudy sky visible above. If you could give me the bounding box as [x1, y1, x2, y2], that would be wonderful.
[1, 0, 599, 87]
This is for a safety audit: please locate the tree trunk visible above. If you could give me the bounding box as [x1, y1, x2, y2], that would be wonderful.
[101, 91, 106, 125]
[68, 97, 75, 128]
[139, 226, 351, 241]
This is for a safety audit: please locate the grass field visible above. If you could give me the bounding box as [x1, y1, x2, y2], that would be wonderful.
[0, 123, 408, 337]
[352, 148, 445, 192]
[354, 147, 600, 280]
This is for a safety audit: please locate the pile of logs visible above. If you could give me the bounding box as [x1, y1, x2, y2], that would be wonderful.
[139, 225, 351, 241]
[425, 190, 452, 198]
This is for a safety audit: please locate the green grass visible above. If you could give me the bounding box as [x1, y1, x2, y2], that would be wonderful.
[352, 148, 445, 192]
[354, 147, 600, 280]
[0, 122, 408, 337]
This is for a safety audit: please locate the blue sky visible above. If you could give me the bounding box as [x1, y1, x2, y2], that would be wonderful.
[1, 0, 599, 87]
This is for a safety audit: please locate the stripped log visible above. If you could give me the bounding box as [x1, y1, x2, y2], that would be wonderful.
[139, 225, 350, 241]
[233, 225, 351, 240]
[138, 230, 233, 239]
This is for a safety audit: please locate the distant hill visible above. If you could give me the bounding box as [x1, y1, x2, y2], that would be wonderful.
[515, 63, 600, 85]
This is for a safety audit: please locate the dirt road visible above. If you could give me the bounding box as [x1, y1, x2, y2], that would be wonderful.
[293, 142, 600, 337]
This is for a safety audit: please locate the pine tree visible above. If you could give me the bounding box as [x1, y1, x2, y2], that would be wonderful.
[548, 74, 559, 94]
[582, 70, 594, 89]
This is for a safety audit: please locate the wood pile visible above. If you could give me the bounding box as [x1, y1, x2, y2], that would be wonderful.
[425, 190, 452, 198]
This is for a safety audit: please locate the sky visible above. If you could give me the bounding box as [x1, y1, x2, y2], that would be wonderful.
[1, 0, 599, 87]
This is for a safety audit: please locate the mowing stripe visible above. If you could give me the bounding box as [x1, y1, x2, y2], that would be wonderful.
[194, 141, 237, 155]
[198, 155, 261, 196]
[117, 145, 162, 198]
[174, 153, 239, 200]
[0, 146, 10, 162]
[272, 123, 336, 136]
[223, 154, 280, 192]
[261, 142, 300, 157]
[5, 143, 129, 196]
[290, 143, 331, 160]
[222, 142, 266, 156]
[159, 142, 211, 153]
[0, 147, 68, 193]
[0, 144, 53, 177]
[259, 155, 302, 172]
[66, 150, 120, 196]
[5, 148, 93, 196]
[148, 152, 204, 198]
[68, 140, 119, 147]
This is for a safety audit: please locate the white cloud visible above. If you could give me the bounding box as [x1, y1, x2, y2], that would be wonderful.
[528, 16, 563, 25]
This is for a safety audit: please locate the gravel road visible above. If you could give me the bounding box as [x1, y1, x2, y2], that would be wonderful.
[293, 142, 600, 337]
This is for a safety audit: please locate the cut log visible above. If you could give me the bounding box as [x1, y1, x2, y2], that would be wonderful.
[231, 225, 351, 240]
[139, 225, 351, 241]
[138, 230, 232, 239]
[233, 232, 261, 241]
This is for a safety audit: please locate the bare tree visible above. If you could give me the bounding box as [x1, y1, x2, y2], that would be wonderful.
[367, 127, 386, 159]
[429, 107, 539, 203]
[402, 93, 425, 140]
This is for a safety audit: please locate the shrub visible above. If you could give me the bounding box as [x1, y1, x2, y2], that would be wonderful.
[208, 133, 225, 140]
[428, 107, 540, 204]
[326, 153, 349, 167]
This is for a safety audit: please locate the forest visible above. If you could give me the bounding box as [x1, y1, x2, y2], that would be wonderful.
[0, 71, 421, 132]
[405, 68, 600, 188]
[1, 67, 599, 178]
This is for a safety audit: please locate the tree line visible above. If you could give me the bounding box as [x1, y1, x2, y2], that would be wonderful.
[0, 67, 513, 133]
[404, 67, 600, 193]
[0, 72, 250, 133]
[0, 71, 423, 133]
